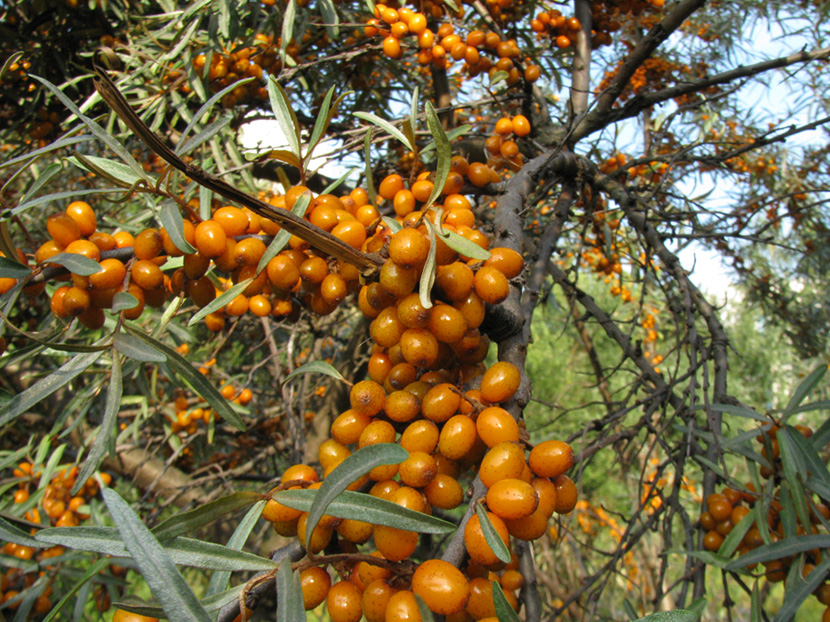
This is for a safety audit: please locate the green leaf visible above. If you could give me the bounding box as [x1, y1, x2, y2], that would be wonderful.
[364, 130, 376, 207]
[177, 78, 256, 154]
[44, 252, 101, 276]
[318, 0, 340, 37]
[102, 488, 212, 622]
[423, 101, 450, 211]
[382, 217, 402, 233]
[0, 350, 104, 427]
[188, 278, 253, 327]
[419, 219, 438, 310]
[70, 153, 149, 188]
[36, 525, 279, 571]
[321, 166, 359, 196]
[420, 125, 472, 153]
[114, 585, 245, 619]
[304, 443, 409, 550]
[72, 354, 123, 495]
[283, 360, 347, 385]
[773, 558, 830, 622]
[750, 581, 762, 622]
[476, 504, 511, 563]
[489, 70, 509, 87]
[633, 612, 697, 622]
[0, 256, 31, 279]
[279, 0, 297, 68]
[152, 491, 263, 541]
[784, 365, 826, 415]
[492, 581, 520, 622]
[256, 193, 311, 274]
[0, 135, 91, 172]
[18, 163, 62, 209]
[277, 556, 306, 622]
[124, 326, 246, 431]
[30, 75, 152, 184]
[113, 333, 167, 363]
[206, 500, 267, 597]
[778, 428, 813, 529]
[788, 400, 830, 416]
[41, 558, 110, 622]
[272, 489, 456, 534]
[414, 593, 436, 622]
[159, 200, 197, 255]
[725, 535, 830, 570]
[112, 292, 140, 312]
[0, 516, 47, 549]
[354, 112, 414, 152]
[268, 77, 300, 156]
[436, 227, 492, 261]
[781, 425, 830, 496]
[705, 403, 769, 423]
[308, 89, 350, 163]
[268, 149, 303, 169]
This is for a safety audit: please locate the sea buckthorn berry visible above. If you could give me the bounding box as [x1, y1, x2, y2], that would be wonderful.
[486, 478, 539, 520]
[528, 440, 575, 480]
[65, 201, 97, 236]
[421, 383, 462, 423]
[327, 580, 364, 622]
[131, 260, 164, 290]
[383, 35, 402, 59]
[467, 162, 494, 188]
[397, 293, 431, 329]
[212, 206, 249, 237]
[266, 255, 300, 291]
[249, 294, 272, 317]
[466, 578, 496, 620]
[364, 580, 399, 622]
[399, 328, 439, 368]
[398, 451, 437, 488]
[412, 559, 470, 615]
[424, 473, 463, 509]
[385, 390, 422, 423]
[332, 220, 367, 249]
[371, 306, 406, 348]
[511, 115, 531, 137]
[232, 237, 266, 266]
[474, 266, 510, 304]
[359, 419, 397, 448]
[385, 590, 422, 622]
[368, 352, 393, 384]
[186, 276, 216, 307]
[706, 493, 732, 522]
[262, 494, 303, 523]
[427, 304, 467, 343]
[62, 286, 91, 316]
[375, 524, 418, 561]
[350, 380, 386, 417]
[47, 213, 81, 248]
[319, 439, 351, 470]
[282, 464, 319, 485]
[380, 260, 419, 298]
[194, 221, 227, 258]
[357, 552, 393, 586]
[476, 407, 519, 447]
[297, 513, 334, 553]
[112, 610, 159, 622]
[400, 420, 439, 454]
[455, 291, 485, 329]
[321, 273, 348, 306]
[386, 362, 417, 391]
[332, 410, 372, 445]
[503, 504, 549, 541]
[438, 415, 478, 460]
[552, 474, 577, 513]
[479, 362, 521, 404]
[465, 511, 510, 566]
[389, 229, 430, 268]
[479, 442, 526, 488]
[301, 566, 332, 610]
[485, 248, 524, 279]
[702, 530, 723, 551]
[89, 258, 126, 290]
[495, 117, 514, 135]
[379, 174, 405, 200]
[437, 262, 475, 301]
[531, 477, 558, 518]
[393, 189, 416, 217]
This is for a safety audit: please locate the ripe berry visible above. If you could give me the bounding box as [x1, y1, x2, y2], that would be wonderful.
[421, 383, 462, 423]
[411, 559, 470, 615]
[528, 440, 574, 478]
[374, 524, 418, 561]
[363, 579, 398, 622]
[47, 213, 81, 248]
[327, 581, 364, 622]
[438, 415, 478, 460]
[424, 473, 463, 509]
[350, 380, 386, 417]
[479, 442, 526, 488]
[398, 451, 437, 488]
[465, 511, 510, 566]
[301, 566, 332, 610]
[474, 266, 510, 304]
[486, 478, 539, 520]
[389, 228, 430, 268]
[400, 419, 439, 453]
[552, 474, 577, 513]
[194, 221, 227, 258]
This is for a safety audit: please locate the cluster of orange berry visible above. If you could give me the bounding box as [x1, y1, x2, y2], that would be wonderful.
[483, 115, 531, 173]
[590, 0, 665, 47]
[529, 10, 582, 49]
[180, 34, 283, 107]
[367, 7, 541, 85]
[166, 378, 253, 435]
[250, 148, 578, 621]
[0, 463, 112, 613]
[699, 424, 830, 614]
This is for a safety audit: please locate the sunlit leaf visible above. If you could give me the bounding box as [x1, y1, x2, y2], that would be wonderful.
[354, 112, 414, 152]
[283, 360, 347, 385]
[273, 489, 455, 534]
[159, 200, 197, 255]
[256, 193, 311, 274]
[419, 219, 437, 310]
[44, 252, 101, 276]
[152, 491, 264, 541]
[423, 101, 450, 210]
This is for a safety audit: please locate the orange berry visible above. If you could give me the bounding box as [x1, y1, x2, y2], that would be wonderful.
[465, 511, 510, 566]
[65, 201, 97, 236]
[486, 478, 539, 520]
[479, 442, 526, 488]
[494, 118, 513, 135]
[552, 474, 577, 513]
[479, 362, 521, 404]
[327, 581, 364, 622]
[411, 559, 470, 615]
[476, 406, 519, 447]
[301, 566, 332, 610]
[194, 221, 227, 258]
[474, 266, 510, 304]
